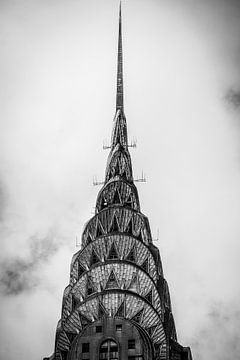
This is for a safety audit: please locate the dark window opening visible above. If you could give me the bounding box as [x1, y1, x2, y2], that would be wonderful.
[125, 195, 132, 207]
[128, 339, 136, 350]
[65, 332, 76, 343]
[132, 308, 144, 323]
[96, 325, 102, 333]
[112, 189, 121, 204]
[108, 243, 118, 259]
[126, 219, 133, 236]
[96, 223, 104, 238]
[145, 290, 152, 304]
[126, 248, 135, 262]
[78, 263, 85, 279]
[116, 324, 122, 331]
[141, 258, 148, 272]
[90, 250, 100, 266]
[72, 296, 78, 311]
[79, 314, 91, 327]
[82, 343, 89, 353]
[146, 325, 156, 337]
[106, 270, 118, 289]
[122, 170, 127, 179]
[109, 271, 116, 281]
[87, 287, 93, 295]
[136, 230, 143, 242]
[87, 277, 94, 296]
[111, 216, 119, 233]
[99, 303, 106, 318]
[115, 302, 125, 317]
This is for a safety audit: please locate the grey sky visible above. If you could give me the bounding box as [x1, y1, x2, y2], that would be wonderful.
[1, 0, 240, 359]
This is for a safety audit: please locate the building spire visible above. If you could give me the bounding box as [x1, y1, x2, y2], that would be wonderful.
[110, 2, 128, 151]
[106, 2, 132, 183]
[116, 2, 124, 111]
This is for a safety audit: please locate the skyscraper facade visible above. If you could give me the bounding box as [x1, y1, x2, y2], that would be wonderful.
[45, 4, 193, 360]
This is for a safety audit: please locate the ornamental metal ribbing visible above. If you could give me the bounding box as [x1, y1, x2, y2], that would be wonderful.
[46, 3, 193, 360]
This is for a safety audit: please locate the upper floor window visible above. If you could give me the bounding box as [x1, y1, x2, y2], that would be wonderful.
[128, 339, 136, 350]
[96, 325, 102, 333]
[116, 324, 122, 332]
[82, 342, 89, 353]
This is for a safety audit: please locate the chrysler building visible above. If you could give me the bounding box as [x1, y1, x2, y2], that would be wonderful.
[45, 4, 193, 360]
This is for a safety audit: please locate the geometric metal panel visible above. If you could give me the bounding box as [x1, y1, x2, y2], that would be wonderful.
[81, 206, 152, 246]
[70, 235, 160, 285]
[96, 179, 140, 212]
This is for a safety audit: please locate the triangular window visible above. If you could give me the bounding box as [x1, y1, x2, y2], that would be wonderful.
[131, 308, 144, 323]
[145, 290, 152, 304]
[86, 277, 94, 296]
[146, 325, 157, 337]
[125, 194, 132, 207]
[126, 247, 135, 262]
[98, 302, 107, 318]
[96, 222, 104, 238]
[121, 170, 127, 179]
[112, 189, 121, 205]
[65, 332, 77, 344]
[128, 273, 138, 292]
[90, 249, 101, 266]
[106, 270, 118, 289]
[125, 218, 133, 236]
[111, 216, 119, 233]
[115, 301, 125, 318]
[72, 295, 78, 311]
[136, 229, 143, 242]
[107, 242, 118, 260]
[79, 313, 91, 328]
[78, 263, 85, 279]
[141, 258, 148, 272]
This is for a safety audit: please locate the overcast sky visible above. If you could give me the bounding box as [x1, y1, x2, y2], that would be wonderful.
[1, 0, 240, 359]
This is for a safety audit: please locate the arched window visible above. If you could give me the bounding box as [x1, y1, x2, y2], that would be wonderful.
[99, 339, 119, 359]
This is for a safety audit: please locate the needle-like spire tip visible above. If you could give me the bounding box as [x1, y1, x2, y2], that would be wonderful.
[116, 1, 124, 111]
